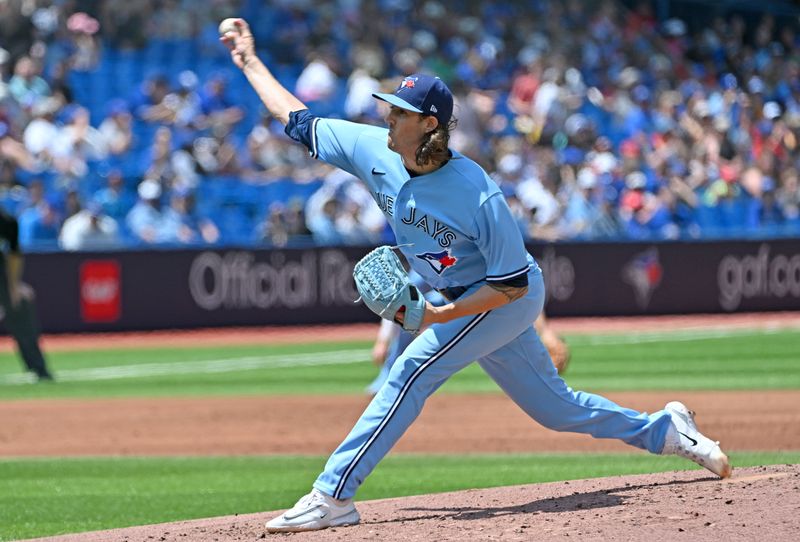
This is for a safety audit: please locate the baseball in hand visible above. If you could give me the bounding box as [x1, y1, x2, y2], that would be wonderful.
[218, 18, 239, 36]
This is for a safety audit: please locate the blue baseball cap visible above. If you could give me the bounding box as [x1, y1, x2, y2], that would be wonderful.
[373, 74, 453, 126]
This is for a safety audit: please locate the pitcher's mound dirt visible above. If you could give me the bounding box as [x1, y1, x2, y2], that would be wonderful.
[26, 464, 800, 542]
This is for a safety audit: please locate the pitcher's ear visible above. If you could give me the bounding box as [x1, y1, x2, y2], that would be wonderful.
[424, 115, 439, 134]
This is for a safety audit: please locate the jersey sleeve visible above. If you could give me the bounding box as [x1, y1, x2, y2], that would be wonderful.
[473, 193, 530, 285]
[285, 110, 369, 177]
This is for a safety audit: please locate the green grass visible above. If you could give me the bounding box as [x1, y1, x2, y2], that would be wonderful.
[0, 341, 375, 399]
[0, 328, 798, 400]
[1, 451, 798, 541]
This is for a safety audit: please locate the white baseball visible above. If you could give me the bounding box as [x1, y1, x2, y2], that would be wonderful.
[218, 18, 239, 36]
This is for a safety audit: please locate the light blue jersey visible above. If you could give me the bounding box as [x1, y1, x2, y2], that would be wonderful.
[308, 117, 537, 291]
[285, 110, 673, 501]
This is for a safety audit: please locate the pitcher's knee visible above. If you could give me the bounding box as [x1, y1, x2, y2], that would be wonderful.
[533, 412, 577, 432]
[386, 356, 444, 397]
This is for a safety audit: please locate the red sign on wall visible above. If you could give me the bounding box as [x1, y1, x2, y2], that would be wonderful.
[79, 260, 121, 322]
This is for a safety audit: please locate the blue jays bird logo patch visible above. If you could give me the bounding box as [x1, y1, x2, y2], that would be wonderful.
[416, 249, 458, 275]
[622, 247, 663, 309]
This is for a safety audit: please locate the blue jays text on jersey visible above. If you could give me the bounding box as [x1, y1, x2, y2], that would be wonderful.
[372, 190, 458, 247]
[373, 191, 394, 215]
[400, 208, 457, 248]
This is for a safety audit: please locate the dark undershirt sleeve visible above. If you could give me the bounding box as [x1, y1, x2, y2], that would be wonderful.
[493, 273, 528, 288]
[284, 109, 317, 153]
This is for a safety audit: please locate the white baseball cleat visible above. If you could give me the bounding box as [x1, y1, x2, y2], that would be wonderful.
[662, 401, 732, 478]
[265, 488, 360, 533]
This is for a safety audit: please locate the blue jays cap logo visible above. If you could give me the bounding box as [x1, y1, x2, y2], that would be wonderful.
[416, 249, 458, 275]
[372, 73, 453, 126]
[399, 76, 418, 91]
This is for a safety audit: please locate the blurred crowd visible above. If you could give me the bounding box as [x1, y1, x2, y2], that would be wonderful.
[1, 0, 800, 251]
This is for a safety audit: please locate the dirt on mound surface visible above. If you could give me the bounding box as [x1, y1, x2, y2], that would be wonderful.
[25, 464, 799, 542]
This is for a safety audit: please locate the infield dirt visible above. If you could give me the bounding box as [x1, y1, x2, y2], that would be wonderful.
[2, 390, 800, 456]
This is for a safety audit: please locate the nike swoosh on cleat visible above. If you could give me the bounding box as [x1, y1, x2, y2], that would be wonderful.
[678, 431, 698, 446]
[372, 168, 386, 175]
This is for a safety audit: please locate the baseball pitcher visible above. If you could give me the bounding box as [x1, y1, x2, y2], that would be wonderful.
[221, 19, 731, 534]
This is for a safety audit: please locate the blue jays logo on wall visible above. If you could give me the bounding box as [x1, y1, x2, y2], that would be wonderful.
[398, 76, 418, 91]
[622, 248, 663, 309]
[416, 249, 458, 275]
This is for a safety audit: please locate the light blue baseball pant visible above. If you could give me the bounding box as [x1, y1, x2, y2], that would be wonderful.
[315, 269, 673, 500]
[366, 288, 447, 395]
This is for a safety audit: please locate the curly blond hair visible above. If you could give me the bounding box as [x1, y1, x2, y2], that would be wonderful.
[415, 117, 457, 167]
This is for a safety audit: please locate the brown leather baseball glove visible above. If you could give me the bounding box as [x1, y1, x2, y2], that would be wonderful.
[543, 331, 571, 375]
[535, 313, 571, 375]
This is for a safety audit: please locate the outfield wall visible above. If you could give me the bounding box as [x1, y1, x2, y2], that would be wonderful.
[20, 238, 800, 333]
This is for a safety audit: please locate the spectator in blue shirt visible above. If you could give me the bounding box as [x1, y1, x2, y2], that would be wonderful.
[125, 179, 166, 244]
[93, 169, 135, 222]
[8, 56, 50, 108]
[18, 194, 61, 248]
[161, 188, 219, 245]
[199, 73, 244, 130]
